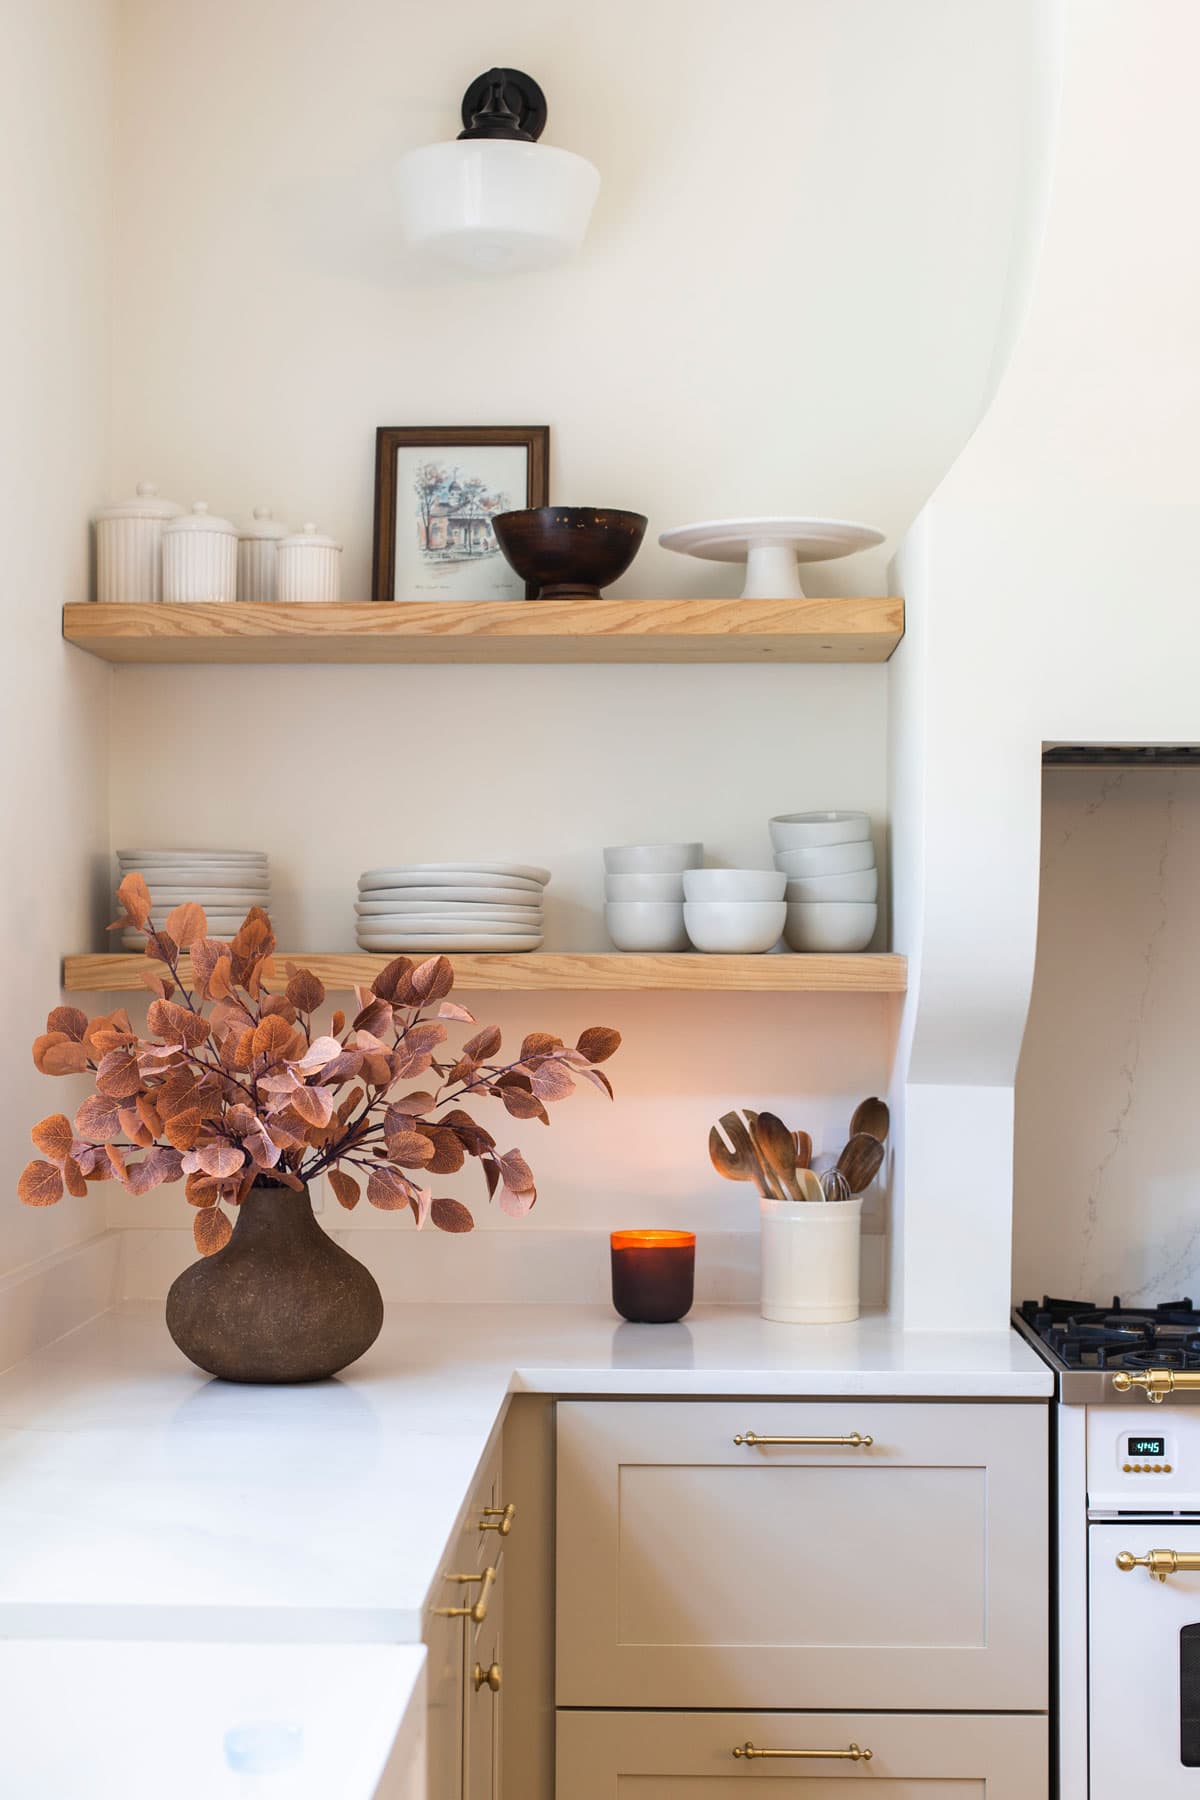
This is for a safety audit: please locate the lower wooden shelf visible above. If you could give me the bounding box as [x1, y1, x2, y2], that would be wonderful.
[62, 951, 907, 995]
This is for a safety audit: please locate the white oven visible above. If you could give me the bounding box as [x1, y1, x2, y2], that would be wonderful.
[1090, 1523, 1200, 1793]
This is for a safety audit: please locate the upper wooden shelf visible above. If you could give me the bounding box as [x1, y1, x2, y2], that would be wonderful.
[62, 598, 904, 665]
[63, 951, 907, 995]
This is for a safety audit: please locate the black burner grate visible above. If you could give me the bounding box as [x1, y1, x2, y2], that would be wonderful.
[1017, 1296, 1200, 1371]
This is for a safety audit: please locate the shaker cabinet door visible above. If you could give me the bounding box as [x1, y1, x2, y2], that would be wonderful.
[557, 1709, 1047, 1798]
[556, 1400, 1047, 1711]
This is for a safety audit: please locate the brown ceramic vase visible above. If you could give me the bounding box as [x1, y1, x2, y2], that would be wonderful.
[165, 1180, 384, 1383]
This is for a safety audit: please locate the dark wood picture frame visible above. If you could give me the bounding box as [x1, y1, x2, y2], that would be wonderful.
[372, 425, 550, 602]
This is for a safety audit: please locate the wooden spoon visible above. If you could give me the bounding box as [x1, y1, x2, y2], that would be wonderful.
[709, 1126, 750, 1185]
[792, 1128, 814, 1170]
[753, 1111, 807, 1203]
[741, 1111, 789, 1201]
[714, 1113, 773, 1199]
[849, 1096, 890, 1144]
[836, 1131, 886, 1194]
[795, 1166, 825, 1203]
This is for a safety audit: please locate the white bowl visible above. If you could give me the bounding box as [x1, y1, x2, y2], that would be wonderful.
[768, 811, 871, 850]
[604, 872, 685, 901]
[773, 840, 876, 878]
[602, 842, 702, 874]
[604, 901, 689, 952]
[784, 902, 878, 952]
[683, 899, 787, 954]
[682, 868, 786, 902]
[785, 868, 878, 903]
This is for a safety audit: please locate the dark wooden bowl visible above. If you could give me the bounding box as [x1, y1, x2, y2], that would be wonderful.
[492, 506, 648, 600]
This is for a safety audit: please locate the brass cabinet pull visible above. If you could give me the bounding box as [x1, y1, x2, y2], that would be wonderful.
[733, 1430, 873, 1449]
[480, 1502, 516, 1535]
[732, 1741, 872, 1762]
[1117, 1548, 1200, 1582]
[1113, 1369, 1200, 1404]
[434, 1565, 496, 1622]
[473, 1660, 502, 1693]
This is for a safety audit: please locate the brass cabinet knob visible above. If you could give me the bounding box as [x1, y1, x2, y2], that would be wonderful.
[480, 1502, 516, 1535]
[473, 1660, 502, 1693]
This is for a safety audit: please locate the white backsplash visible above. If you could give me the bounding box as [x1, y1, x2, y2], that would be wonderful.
[1014, 766, 1200, 1305]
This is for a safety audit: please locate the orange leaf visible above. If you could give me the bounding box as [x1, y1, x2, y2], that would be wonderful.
[164, 901, 207, 949]
[62, 1156, 88, 1199]
[31, 1114, 73, 1160]
[147, 998, 210, 1049]
[286, 966, 326, 1012]
[193, 1206, 233, 1255]
[18, 1160, 64, 1206]
[32, 1033, 89, 1076]
[73, 1094, 124, 1144]
[577, 1026, 621, 1064]
[385, 1129, 435, 1167]
[45, 1006, 88, 1040]
[328, 1168, 361, 1210]
[195, 1141, 246, 1180]
[115, 871, 151, 929]
[431, 1197, 474, 1233]
[251, 1014, 298, 1064]
[367, 1165, 411, 1210]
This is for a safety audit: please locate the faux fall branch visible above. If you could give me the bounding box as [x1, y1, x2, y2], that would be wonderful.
[19, 874, 620, 1254]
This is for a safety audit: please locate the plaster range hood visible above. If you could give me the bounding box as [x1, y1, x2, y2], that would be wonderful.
[1043, 744, 1200, 766]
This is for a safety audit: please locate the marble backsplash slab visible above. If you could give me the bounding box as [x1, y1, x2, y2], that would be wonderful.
[1014, 766, 1200, 1304]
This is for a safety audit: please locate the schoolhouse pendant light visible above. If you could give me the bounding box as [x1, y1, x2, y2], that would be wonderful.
[396, 67, 600, 275]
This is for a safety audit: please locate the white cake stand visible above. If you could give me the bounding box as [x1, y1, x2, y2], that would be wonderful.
[658, 516, 885, 598]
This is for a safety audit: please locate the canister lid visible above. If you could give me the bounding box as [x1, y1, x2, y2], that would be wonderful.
[238, 506, 291, 542]
[92, 481, 184, 523]
[163, 501, 237, 536]
[278, 520, 342, 551]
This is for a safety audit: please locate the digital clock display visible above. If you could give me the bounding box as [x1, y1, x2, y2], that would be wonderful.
[1128, 1436, 1166, 1458]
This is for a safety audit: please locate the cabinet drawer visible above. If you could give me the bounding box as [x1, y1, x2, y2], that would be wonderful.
[557, 1709, 1047, 1796]
[556, 1400, 1047, 1710]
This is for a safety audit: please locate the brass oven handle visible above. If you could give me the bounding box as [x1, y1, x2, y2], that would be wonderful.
[1117, 1549, 1200, 1582]
[434, 1565, 497, 1622]
[473, 1660, 502, 1693]
[1113, 1369, 1200, 1405]
[733, 1741, 872, 1762]
[480, 1502, 516, 1535]
[733, 1430, 873, 1449]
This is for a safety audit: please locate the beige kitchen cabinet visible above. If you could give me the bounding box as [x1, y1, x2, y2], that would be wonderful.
[557, 1709, 1048, 1796]
[556, 1400, 1047, 1711]
[425, 1438, 509, 1800]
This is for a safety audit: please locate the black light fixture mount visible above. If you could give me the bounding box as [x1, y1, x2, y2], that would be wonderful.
[458, 68, 548, 144]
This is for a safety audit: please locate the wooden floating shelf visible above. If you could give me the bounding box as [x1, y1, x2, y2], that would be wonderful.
[62, 597, 904, 665]
[63, 951, 907, 995]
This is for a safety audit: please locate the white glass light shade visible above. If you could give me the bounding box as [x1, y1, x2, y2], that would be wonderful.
[396, 138, 600, 274]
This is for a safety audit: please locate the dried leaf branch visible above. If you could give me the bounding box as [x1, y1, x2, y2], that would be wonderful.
[20, 877, 620, 1255]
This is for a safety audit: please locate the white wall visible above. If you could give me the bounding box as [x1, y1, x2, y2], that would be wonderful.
[0, 1, 114, 1279]
[1015, 768, 1200, 1305]
[95, 0, 1038, 1299]
[890, 0, 1200, 1326]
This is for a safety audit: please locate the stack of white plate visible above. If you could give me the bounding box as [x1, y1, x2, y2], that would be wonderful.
[116, 849, 271, 949]
[355, 863, 550, 953]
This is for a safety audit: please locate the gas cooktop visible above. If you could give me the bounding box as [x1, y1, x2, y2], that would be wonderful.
[1014, 1297, 1200, 1403]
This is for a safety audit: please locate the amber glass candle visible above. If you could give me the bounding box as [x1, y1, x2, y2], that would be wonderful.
[610, 1230, 695, 1323]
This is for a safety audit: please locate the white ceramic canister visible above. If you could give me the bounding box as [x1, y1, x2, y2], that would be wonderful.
[237, 507, 290, 604]
[759, 1195, 862, 1324]
[162, 503, 238, 604]
[92, 482, 183, 604]
[276, 522, 342, 604]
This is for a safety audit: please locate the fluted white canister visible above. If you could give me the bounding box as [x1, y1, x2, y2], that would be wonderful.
[162, 503, 238, 603]
[276, 522, 341, 604]
[237, 507, 290, 604]
[92, 482, 183, 604]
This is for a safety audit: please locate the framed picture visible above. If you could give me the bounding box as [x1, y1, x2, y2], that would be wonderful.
[372, 425, 550, 602]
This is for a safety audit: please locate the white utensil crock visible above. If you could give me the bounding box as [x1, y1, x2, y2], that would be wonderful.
[92, 481, 183, 604]
[162, 503, 237, 603]
[759, 1195, 862, 1323]
[276, 522, 341, 604]
[237, 507, 290, 603]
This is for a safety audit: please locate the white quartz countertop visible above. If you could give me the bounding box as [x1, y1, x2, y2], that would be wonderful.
[0, 1640, 424, 1798]
[0, 1302, 1050, 1644]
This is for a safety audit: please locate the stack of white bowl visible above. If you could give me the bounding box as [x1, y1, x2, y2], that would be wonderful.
[682, 868, 786, 953]
[603, 843, 701, 950]
[355, 862, 549, 953]
[116, 849, 270, 949]
[770, 812, 878, 952]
